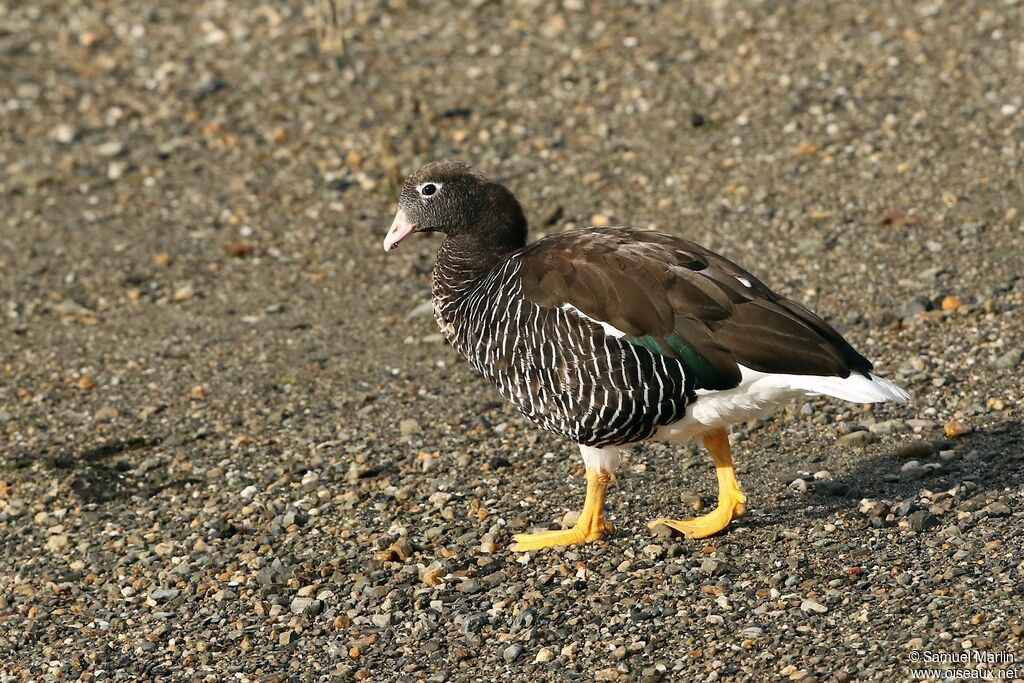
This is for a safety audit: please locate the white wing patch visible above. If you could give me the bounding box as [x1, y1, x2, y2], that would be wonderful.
[560, 304, 628, 338]
[736, 276, 752, 288]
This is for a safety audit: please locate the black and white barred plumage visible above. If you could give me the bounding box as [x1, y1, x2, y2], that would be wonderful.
[432, 241, 693, 448]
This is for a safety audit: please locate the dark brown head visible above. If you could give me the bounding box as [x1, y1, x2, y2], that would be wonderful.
[382, 160, 527, 254]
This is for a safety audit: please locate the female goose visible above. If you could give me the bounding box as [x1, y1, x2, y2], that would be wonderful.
[383, 159, 908, 551]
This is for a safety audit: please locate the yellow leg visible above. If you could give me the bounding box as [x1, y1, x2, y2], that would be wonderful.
[510, 468, 614, 551]
[648, 429, 746, 539]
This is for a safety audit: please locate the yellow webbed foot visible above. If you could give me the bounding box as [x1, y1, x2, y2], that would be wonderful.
[510, 518, 613, 551]
[510, 468, 613, 552]
[650, 428, 747, 539]
[647, 490, 745, 539]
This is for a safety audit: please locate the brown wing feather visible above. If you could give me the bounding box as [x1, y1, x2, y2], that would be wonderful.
[520, 227, 872, 391]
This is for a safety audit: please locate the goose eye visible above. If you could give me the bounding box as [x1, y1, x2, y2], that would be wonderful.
[418, 182, 440, 198]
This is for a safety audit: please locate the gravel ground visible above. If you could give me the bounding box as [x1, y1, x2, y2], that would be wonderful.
[2, 1, 1023, 681]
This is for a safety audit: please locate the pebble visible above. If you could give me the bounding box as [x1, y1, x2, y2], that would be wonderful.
[399, 419, 421, 436]
[900, 460, 925, 479]
[95, 406, 119, 420]
[503, 643, 523, 663]
[895, 440, 936, 459]
[290, 597, 322, 615]
[818, 481, 851, 496]
[993, 348, 1021, 369]
[902, 297, 933, 317]
[642, 544, 665, 560]
[650, 523, 674, 539]
[800, 599, 828, 614]
[149, 588, 180, 603]
[51, 123, 77, 144]
[859, 499, 890, 518]
[96, 140, 126, 157]
[45, 534, 69, 551]
[108, 161, 129, 180]
[943, 421, 973, 437]
[535, 647, 554, 663]
[837, 430, 876, 448]
[700, 558, 723, 574]
[908, 510, 939, 532]
[406, 301, 434, 319]
[940, 294, 962, 311]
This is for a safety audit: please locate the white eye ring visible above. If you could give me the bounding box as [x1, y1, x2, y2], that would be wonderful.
[417, 182, 442, 198]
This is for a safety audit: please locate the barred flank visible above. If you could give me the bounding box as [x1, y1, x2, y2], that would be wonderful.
[432, 242, 694, 448]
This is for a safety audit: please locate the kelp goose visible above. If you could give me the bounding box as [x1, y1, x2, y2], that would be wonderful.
[383, 160, 908, 551]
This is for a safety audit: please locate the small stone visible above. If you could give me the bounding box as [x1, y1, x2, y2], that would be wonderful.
[149, 588, 180, 603]
[420, 562, 444, 587]
[993, 348, 1021, 370]
[699, 558, 722, 574]
[107, 161, 128, 180]
[95, 406, 119, 420]
[943, 421, 972, 438]
[858, 499, 890, 518]
[268, 127, 289, 144]
[406, 301, 434, 319]
[389, 537, 413, 561]
[818, 481, 851, 497]
[895, 440, 936, 459]
[789, 478, 809, 493]
[642, 544, 665, 560]
[399, 419, 421, 437]
[908, 510, 939, 532]
[51, 124, 77, 144]
[680, 491, 703, 511]
[902, 297, 933, 317]
[940, 295, 962, 311]
[837, 431, 876, 448]
[984, 502, 1011, 518]
[650, 523, 674, 539]
[290, 597, 322, 615]
[800, 599, 828, 614]
[907, 418, 939, 432]
[46, 534, 69, 551]
[240, 485, 258, 500]
[706, 614, 725, 625]
[96, 140, 126, 157]
[503, 643, 523, 663]
[279, 630, 297, 645]
[812, 470, 831, 480]
[535, 647, 554, 663]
